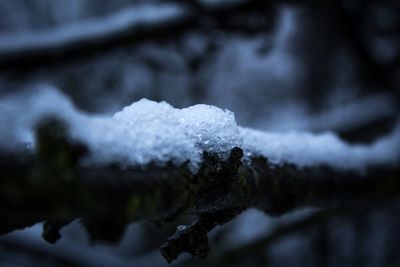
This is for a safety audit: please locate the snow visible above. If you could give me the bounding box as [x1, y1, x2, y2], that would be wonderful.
[0, 86, 241, 170]
[0, 86, 398, 172]
[0, 4, 184, 55]
[240, 126, 400, 171]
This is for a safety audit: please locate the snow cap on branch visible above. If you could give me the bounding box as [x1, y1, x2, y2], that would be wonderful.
[0, 86, 241, 169]
[0, 86, 398, 172]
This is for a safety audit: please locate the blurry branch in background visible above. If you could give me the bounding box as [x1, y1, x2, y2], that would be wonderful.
[0, 0, 399, 265]
[273, 93, 399, 143]
[208, 208, 362, 267]
[177, 210, 330, 267]
[334, 1, 400, 92]
[0, 3, 192, 71]
[0, 0, 275, 71]
[0, 224, 165, 267]
[1, 118, 399, 263]
[0, 0, 398, 102]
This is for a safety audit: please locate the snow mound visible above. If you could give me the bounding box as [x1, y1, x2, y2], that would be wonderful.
[0, 86, 241, 169]
[0, 86, 398, 172]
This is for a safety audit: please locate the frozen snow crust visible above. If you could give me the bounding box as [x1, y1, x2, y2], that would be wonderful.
[0, 87, 399, 172]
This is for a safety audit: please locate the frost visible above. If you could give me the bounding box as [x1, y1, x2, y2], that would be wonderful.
[0, 86, 398, 172]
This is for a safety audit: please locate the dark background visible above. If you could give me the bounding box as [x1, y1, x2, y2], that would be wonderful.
[0, 0, 399, 266]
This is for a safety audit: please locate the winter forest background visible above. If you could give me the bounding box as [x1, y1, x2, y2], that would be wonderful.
[0, 0, 399, 267]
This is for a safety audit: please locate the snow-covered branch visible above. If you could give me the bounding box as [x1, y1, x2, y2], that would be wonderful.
[2, 87, 398, 172]
[0, 87, 399, 262]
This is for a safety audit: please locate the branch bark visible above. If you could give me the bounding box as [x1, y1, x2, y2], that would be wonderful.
[1, 118, 399, 262]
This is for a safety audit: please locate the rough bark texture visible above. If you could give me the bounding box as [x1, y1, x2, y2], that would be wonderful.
[1, 117, 399, 263]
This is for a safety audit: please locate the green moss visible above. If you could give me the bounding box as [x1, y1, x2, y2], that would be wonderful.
[126, 195, 142, 219]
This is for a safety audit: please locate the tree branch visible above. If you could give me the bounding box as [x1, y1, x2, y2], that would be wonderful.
[1, 118, 399, 263]
[0, 0, 275, 71]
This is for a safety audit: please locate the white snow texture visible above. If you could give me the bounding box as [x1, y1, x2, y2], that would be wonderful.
[0, 87, 398, 172]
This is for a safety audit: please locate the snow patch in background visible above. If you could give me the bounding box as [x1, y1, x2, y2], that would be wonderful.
[0, 86, 398, 172]
[0, 3, 183, 54]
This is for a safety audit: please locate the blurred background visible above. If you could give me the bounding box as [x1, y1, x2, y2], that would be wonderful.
[0, 0, 399, 266]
